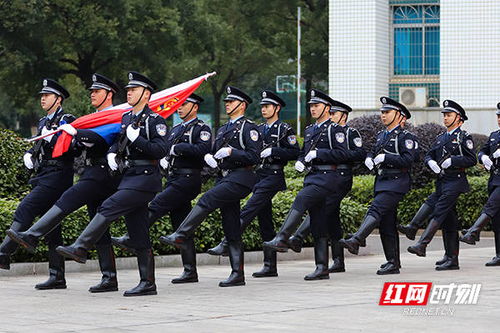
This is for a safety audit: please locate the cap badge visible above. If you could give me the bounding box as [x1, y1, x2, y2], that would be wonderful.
[92, 74, 97, 82]
[311, 90, 315, 97]
[262, 91, 267, 98]
[43, 79, 47, 87]
[227, 87, 231, 94]
[128, 73, 133, 80]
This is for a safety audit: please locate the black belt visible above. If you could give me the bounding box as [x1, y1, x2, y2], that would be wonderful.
[40, 160, 68, 167]
[221, 166, 253, 177]
[127, 159, 158, 167]
[170, 168, 201, 175]
[441, 168, 465, 175]
[85, 157, 107, 166]
[261, 164, 284, 170]
[336, 164, 352, 170]
[377, 168, 408, 176]
[311, 165, 337, 171]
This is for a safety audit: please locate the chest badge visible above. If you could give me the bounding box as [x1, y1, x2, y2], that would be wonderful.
[250, 129, 259, 142]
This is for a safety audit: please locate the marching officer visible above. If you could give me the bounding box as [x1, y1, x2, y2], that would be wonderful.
[0, 79, 75, 290]
[111, 93, 211, 284]
[207, 90, 300, 278]
[403, 100, 476, 270]
[8, 74, 122, 292]
[286, 100, 366, 274]
[160, 86, 261, 287]
[263, 89, 349, 280]
[459, 102, 500, 266]
[55, 72, 169, 296]
[339, 97, 417, 275]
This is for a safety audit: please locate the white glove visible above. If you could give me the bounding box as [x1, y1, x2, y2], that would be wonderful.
[364, 157, 374, 171]
[23, 153, 34, 169]
[82, 142, 95, 148]
[59, 124, 77, 136]
[441, 158, 452, 169]
[260, 148, 272, 158]
[126, 125, 140, 142]
[427, 160, 441, 174]
[204, 154, 218, 168]
[305, 149, 317, 163]
[373, 154, 385, 165]
[41, 126, 54, 142]
[107, 153, 118, 171]
[170, 145, 178, 156]
[493, 149, 500, 159]
[160, 157, 169, 170]
[482, 155, 493, 171]
[295, 161, 305, 172]
[214, 147, 232, 159]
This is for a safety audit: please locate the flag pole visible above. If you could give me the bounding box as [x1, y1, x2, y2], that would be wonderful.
[297, 6, 301, 137]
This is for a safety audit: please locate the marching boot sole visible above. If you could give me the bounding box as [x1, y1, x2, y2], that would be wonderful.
[159, 236, 188, 251]
[376, 269, 400, 275]
[89, 286, 119, 293]
[396, 226, 417, 241]
[435, 266, 460, 271]
[0, 263, 10, 270]
[329, 267, 346, 273]
[56, 247, 87, 264]
[338, 240, 359, 255]
[304, 274, 330, 281]
[206, 248, 229, 256]
[219, 281, 246, 287]
[262, 242, 289, 253]
[407, 246, 426, 257]
[252, 272, 278, 278]
[111, 238, 136, 254]
[485, 261, 500, 266]
[35, 284, 67, 290]
[459, 236, 477, 245]
[6, 231, 36, 253]
[171, 277, 199, 284]
[123, 290, 158, 297]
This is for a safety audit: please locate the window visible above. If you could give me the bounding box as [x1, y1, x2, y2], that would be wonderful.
[392, 4, 440, 76]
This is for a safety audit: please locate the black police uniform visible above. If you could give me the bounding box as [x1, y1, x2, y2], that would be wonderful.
[407, 100, 476, 270]
[207, 90, 300, 278]
[160, 86, 261, 287]
[460, 108, 500, 265]
[56, 72, 168, 296]
[0, 79, 75, 290]
[339, 96, 417, 275]
[7, 74, 122, 292]
[263, 89, 349, 281]
[113, 93, 212, 284]
[288, 120, 366, 273]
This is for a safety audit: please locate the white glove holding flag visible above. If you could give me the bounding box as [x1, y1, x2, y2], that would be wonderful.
[107, 153, 118, 171]
[295, 161, 305, 172]
[493, 148, 500, 159]
[373, 154, 385, 165]
[214, 147, 232, 159]
[305, 149, 317, 163]
[441, 158, 452, 169]
[364, 157, 374, 171]
[260, 148, 272, 158]
[482, 155, 493, 171]
[204, 154, 218, 168]
[126, 125, 140, 142]
[41, 127, 54, 142]
[23, 153, 34, 169]
[59, 124, 77, 136]
[160, 157, 169, 170]
[428, 160, 441, 174]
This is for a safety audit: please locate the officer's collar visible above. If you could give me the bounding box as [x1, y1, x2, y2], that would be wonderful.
[386, 125, 401, 134]
[230, 115, 244, 124]
[98, 105, 114, 112]
[182, 117, 197, 126]
[46, 106, 62, 120]
[447, 126, 460, 135]
[315, 119, 329, 127]
[266, 119, 279, 127]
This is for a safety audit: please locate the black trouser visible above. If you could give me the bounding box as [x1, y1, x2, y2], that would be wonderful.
[291, 184, 331, 238]
[240, 188, 280, 241]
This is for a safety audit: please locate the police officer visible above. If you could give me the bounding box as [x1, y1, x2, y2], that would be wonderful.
[287, 100, 366, 274]
[111, 93, 211, 284]
[459, 103, 500, 266]
[404, 100, 476, 270]
[8, 74, 122, 293]
[206, 90, 299, 278]
[55, 72, 168, 296]
[263, 89, 349, 280]
[0, 79, 75, 290]
[339, 97, 417, 275]
[160, 86, 261, 287]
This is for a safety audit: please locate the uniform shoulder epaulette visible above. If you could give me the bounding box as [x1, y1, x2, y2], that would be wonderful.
[282, 122, 292, 130]
[306, 124, 313, 129]
[245, 118, 254, 124]
[196, 119, 205, 125]
[38, 116, 46, 122]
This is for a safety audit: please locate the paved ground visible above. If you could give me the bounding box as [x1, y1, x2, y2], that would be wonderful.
[0, 240, 498, 333]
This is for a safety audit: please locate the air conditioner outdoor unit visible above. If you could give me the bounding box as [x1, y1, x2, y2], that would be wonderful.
[399, 87, 427, 108]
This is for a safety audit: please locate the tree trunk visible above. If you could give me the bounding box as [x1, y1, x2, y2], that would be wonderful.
[305, 77, 312, 127]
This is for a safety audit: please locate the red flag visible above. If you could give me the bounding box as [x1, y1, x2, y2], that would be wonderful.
[51, 72, 216, 158]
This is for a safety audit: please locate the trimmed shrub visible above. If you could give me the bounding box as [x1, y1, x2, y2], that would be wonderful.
[0, 129, 31, 199]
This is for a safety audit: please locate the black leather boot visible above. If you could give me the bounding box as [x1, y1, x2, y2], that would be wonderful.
[56, 213, 111, 263]
[263, 209, 304, 252]
[252, 247, 278, 278]
[339, 215, 378, 255]
[159, 205, 210, 251]
[304, 237, 329, 280]
[486, 231, 500, 266]
[328, 240, 345, 273]
[35, 243, 66, 290]
[7, 206, 67, 253]
[436, 231, 459, 271]
[397, 203, 433, 241]
[172, 238, 198, 284]
[435, 231, 449, 265]
[111, 233, 136, 254]
[346, 233, 366, 247]
[377, 233, 400, 275]
[219, 241, 245, 287]
[124, 248, 157, 296]
[460, 213, 491, 245]
[407, 218, 441, 257]
[288, 215, 311, 253]
[0, 221, 24, 270]
[207, 238, 229, 256]
[89, 244, 118, 292]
